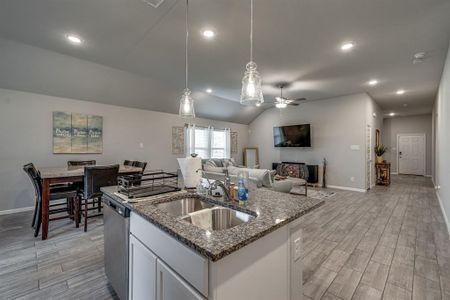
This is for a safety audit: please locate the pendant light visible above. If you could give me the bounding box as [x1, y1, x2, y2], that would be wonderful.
[179, 0, 195, 118]
[240, 0, 264, 106]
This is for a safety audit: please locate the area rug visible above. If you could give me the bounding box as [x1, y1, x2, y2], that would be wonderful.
[290, 187, 336, 200]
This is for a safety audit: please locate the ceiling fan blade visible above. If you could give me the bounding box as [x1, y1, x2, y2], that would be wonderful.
[293, 97, 307, 101]
[288, 103, 300, 106]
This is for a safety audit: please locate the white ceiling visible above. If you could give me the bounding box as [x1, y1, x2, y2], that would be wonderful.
[0, 0, 449, 123]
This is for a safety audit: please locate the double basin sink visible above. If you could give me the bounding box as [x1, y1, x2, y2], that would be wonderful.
[154, 196, 255, 231]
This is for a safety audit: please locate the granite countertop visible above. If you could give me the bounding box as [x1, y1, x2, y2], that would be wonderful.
[101, 187, 324, 262]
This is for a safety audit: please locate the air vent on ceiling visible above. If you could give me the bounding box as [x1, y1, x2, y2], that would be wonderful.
[141, 0, 165, 8]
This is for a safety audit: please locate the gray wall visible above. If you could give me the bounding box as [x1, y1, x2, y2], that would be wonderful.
[433, 41, 450, 229]
[248, 93, 380, 190]
[382, 114, 433, 175]
[0, 88, 249, 212]
[0, 37, 261, 124]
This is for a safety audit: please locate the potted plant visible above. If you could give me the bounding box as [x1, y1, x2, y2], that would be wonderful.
[374, 145, 388, 163]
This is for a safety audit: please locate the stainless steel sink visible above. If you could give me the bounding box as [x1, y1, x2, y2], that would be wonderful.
[154, 197, 214, 218]
[179, 207, 255, 231]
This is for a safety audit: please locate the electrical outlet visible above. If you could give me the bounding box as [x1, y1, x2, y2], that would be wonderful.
[350, 177, 355, 182]
[139, 142, 144, 149]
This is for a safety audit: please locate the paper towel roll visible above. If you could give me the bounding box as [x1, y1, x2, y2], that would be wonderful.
[177, 157, 202, 188]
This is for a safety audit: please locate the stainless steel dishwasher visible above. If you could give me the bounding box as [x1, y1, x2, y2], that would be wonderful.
[103, 195, 130, 300]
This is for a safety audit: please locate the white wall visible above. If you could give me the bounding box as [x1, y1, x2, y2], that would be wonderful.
[433, 41, 450, 229]
[382, 114, 433, 175]
[0, 88, 249, 212]
[249, 93, 379, 190]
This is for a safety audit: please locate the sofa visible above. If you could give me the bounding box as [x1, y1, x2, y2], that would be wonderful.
[200, 158, 293, 193]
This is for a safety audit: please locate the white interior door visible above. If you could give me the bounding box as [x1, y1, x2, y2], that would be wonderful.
[398, 134, 426, 175]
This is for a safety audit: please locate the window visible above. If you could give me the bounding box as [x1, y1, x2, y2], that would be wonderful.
[185, 125, 230, 159]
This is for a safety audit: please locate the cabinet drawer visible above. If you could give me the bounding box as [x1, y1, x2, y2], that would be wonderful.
[130, 212, 209, 297]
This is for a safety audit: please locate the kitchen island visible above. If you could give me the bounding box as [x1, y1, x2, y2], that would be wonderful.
[102, 187, 324, 300]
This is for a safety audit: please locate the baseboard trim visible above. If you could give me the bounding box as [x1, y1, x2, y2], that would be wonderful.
[0, 206, 34, 216]
[435, 191, 450, 238]
[327, 185, 367, 193]
[391, 172, 399, 175]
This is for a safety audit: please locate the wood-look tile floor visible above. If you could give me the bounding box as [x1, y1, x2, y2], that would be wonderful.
[0, 175, 449, 299]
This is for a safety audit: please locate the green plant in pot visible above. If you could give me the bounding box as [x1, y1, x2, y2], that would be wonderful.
[374, 145, 388, 163]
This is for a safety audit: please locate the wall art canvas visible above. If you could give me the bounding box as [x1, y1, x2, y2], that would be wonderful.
[53, 112, 103, 154]
[231, 132, 238, 154]
[172, 126, 185, 155]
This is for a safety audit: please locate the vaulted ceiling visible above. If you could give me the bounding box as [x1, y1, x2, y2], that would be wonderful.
[0, 0, 449, 124]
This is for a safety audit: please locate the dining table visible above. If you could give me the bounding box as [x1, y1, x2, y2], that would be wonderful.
[38, 164, 142, 240]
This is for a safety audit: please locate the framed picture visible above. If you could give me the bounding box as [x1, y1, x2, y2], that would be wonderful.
[172, 126, 185, 155]
[375, 129, 381, 147]
[53, 112, 103, 154]
[231, 132, 238, 154]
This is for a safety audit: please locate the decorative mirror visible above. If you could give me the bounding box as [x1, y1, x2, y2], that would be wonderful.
[243, 147, 259, 168]
[375, 129, 381, 147]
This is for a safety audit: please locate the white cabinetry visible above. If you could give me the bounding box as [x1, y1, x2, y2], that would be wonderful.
[129, 212, 303, 300]
[157, 259, 205, 300]
[129, 235, 157, 300]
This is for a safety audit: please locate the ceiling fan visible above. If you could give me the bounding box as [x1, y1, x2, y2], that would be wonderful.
[262, 83, 306, 108]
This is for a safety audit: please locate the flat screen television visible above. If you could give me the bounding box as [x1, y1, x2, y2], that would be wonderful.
[273, 124, 311, 147]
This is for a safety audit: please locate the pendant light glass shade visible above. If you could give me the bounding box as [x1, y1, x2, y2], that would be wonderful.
[240, 0, 264, 106]
[179, 0, 195, 118]
[240, 61, 264, 105]
[179, 88, 195, 118]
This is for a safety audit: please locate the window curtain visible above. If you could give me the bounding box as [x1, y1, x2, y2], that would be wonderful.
[224, 128, 231, 159]
[185, 124, 195, 157]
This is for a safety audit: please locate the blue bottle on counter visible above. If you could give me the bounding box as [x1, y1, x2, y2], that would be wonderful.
[237, 172, 248, 205]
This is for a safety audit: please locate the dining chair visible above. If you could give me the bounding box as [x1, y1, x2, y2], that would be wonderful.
[132, 161, 148, 172]
[67, 160, 96, 167]
[124, 160, 133, 166]
[23, 163, 78, 237]
[75, 164, 120, 232]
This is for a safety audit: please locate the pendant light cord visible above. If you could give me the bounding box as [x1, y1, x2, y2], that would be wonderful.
[250, 0, 253, 62]
[185, 0, 189, 89]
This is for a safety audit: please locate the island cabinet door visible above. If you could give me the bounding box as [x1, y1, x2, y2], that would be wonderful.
[129, 235, 157, 300]
[156, 259, 206, 300]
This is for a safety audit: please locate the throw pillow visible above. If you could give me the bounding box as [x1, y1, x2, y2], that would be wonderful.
[222, 158, 237, 168]
[203, 159, 217, 169]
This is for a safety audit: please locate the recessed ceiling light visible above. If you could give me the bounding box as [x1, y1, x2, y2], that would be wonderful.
[396, 90, 405, 95]
[368, 79, 378, 86]
[256, 103, 261, 107]
[340, 42, 354, 51]
[66, 34, 82, 44]
[389, 112, 395, 117]
[202, 29, 216, 39]
[403, 103, 408, 107]
[206, 88, 212, 93]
